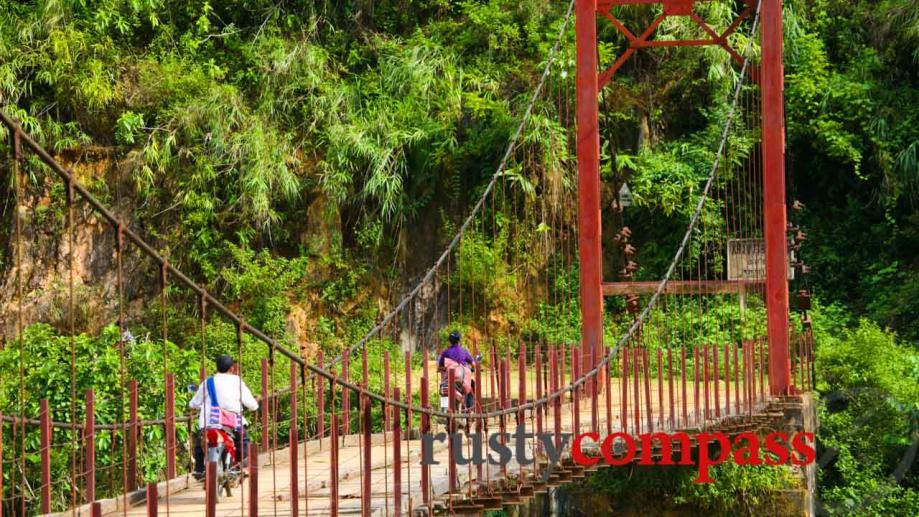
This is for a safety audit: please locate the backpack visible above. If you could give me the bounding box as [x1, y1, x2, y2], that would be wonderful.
[205, 376, 242, 430]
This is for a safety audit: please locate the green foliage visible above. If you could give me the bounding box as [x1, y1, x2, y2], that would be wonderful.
[675, 462, 801, 514]
[219, 244, 308, 337]
[454, 227, 513, 301]
[605, 296, 766, 360]
[812, 306, 919, 516]
[0, 324, 199, 510]
[584, 462, 799, 516]
[783, 0, 919, 343]
[320, 33, 463, 227]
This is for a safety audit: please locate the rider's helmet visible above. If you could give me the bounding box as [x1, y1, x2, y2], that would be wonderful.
[448, 330, 460, 345]
[216, 354, 235, 373]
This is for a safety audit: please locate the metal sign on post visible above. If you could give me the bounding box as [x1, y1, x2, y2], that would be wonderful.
[727, 239, 795, 281]
[618, 183, 633, 207]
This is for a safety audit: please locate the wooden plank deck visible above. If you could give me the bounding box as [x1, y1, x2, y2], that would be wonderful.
[101, 379, 768, 516]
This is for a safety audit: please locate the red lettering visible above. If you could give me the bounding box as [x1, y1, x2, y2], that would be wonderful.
[695, 432, 730, 483]
[764, 432, 790, 466]
[572, 432, 600, 467]
[791, 432, 816, 466]
[639, 432, 693, 465]
[732, 431, 763, 466]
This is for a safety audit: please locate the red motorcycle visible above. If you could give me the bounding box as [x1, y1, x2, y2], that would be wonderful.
[438, 355, 481, 426]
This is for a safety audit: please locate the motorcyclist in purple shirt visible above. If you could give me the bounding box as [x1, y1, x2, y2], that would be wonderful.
[439, 330, 474, 368]
[438, 330, 475, 409]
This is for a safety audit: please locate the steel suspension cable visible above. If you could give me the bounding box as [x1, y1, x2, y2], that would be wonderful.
[324, 0, 576, 369]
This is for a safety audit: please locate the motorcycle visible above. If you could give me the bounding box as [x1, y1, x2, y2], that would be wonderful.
[205, 427, 239, 500]
[438, 354, 481, 429]
[188, 384, 240, 501]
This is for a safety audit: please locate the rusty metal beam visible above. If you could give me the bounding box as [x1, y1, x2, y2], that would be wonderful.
[602, 280, 762, 295]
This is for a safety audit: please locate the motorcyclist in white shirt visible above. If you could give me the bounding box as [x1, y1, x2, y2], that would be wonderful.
[188, 354, 258, 479]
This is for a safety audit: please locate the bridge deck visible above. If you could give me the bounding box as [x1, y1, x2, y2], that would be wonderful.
[103, 380, 767, 516]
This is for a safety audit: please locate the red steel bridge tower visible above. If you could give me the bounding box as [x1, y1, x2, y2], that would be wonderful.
[575, 0, 792, 395]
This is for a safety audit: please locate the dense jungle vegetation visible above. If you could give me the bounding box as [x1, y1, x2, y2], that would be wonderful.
[0, 0, 917, 515]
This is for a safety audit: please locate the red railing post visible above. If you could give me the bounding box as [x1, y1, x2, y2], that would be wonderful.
[713, 344, 720, 418]
[330, 413, 339, 517]
[40, 399, 51, 514]
[317, 351, 325, 443]
[621, 347, 628, 433]
[632, 347, 640, 434]
[474, 349, 484, 482]
[572, 347, 580, 435]
[384, 351, 391, 431]
[128, 379, 138, 492]
[724, 344, 731, 416]
[393, 387, 402, 517]
[360, 347, 370, 516]
[420, 379, 431, 508]
[518, 342, 526, 428]
[342, 356, 350, 436]
[490, 345, 499, 407]
[693, 347, 700, 425]
[205, 460, 217, 517]
[86, 389, 96, 504]
[759, 337, 766, 402]
[165, 372, 176, 479]
[146, 482, 158, 516]
[361, 395, 371, 517]
[681, 346, 688, 427]
[560, 345, 567, 395]
[260, 358, 269, 451]
[703, 345, 710, 421]
[535, 344, 543, 438]
[290, 362, 299, 517]
[751, 341, 757, 412]
[657, 349, 664, 429]
[591, 346, 599, 433]
[605, 349, 612, 436]
[91, 501, 102, 517]
[733, 344, 740, 415]
[447, 369, 457, 493]
[500, 358, 509, 478]
[745, 342, 752, 416]
[750, 340, 758, 406]
[667, 348, 675, 428]
[423, 347, 430, 405]
[519, 342, 528, 484]
[405, 351, 413, 433]
[551, 346, 561, 449]
[643, 348, 652, 432]
[248, 443, 259, 517]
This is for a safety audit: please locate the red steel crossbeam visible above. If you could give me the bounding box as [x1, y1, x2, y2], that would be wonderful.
[596, 1, 755, 88]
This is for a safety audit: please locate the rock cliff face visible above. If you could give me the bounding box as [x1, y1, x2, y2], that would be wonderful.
[0, 148, 451, 355]
[0, 146, 535, 356]
[0, 149, 153, 343]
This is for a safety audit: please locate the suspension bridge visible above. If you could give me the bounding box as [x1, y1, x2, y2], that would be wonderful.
[0, 1, 817, 515]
